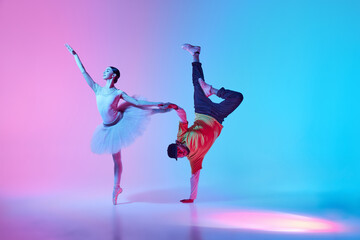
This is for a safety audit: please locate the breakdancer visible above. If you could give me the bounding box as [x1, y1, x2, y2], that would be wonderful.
[165, 44, 243, 203]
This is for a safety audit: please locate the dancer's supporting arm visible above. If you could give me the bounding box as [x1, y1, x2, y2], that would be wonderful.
[163, 103, 198, 203]
[187, 170, 201, 202]
[173, 104, 200, 203]
[65, 44, 98, 91]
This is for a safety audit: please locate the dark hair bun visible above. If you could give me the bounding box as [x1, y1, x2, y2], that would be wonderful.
[109, 66, 120, 83]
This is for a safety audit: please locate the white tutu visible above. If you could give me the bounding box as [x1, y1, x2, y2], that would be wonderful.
[91, 103, 151, 154]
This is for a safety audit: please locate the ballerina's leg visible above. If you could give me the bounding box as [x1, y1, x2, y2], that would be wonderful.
[112, 151, 123, 205]
[113, 151, 122, 186]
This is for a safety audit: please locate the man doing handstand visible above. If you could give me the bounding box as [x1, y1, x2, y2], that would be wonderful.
[165, 44, 244, 203]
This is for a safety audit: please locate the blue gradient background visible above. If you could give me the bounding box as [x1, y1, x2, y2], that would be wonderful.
[0, 0, 359, 202]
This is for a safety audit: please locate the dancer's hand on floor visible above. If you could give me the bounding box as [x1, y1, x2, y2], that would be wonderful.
[180, 199, 194, 203]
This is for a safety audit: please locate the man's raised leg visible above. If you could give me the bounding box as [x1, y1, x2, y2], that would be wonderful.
[182, 43, 215, 115]
[191, 66, 243, 124]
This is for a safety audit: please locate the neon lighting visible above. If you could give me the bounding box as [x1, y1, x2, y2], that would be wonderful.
[197, 210, 346, 233]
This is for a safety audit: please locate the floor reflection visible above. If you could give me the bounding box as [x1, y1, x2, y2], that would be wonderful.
[0, 191, 358, 240]
[194, 209, 347, 233]
[189, 204, 202, 240]
[112, 207, 122, 240]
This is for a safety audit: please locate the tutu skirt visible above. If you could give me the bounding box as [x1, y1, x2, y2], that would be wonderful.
[91, 103, 150, 154]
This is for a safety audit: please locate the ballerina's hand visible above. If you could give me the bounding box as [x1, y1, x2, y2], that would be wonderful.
[65, 43, 76, 55]
[158, 102, 179, 110]
[158, 102, 169, 109]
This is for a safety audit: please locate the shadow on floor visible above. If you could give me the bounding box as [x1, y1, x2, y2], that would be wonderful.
[126, 187, 240, 204]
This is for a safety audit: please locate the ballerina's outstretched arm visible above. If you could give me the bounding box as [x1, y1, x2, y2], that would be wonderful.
[65, 43, 98, 91]
[121, 92, 163, 107]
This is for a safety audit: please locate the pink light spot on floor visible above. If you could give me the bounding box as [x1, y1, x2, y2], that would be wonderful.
[199, 210, 346, 233]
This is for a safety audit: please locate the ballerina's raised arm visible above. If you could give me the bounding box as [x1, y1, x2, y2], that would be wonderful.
[65, 43, 98, 91]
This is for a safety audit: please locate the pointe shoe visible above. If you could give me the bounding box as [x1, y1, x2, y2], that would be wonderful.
[198, 78, 213, 97]
[112, 186, 123, 205]
[181, 43, 201, 56]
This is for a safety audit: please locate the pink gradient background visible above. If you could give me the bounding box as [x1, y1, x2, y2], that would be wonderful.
[1, 0, 359, 202]
[0, 0, 193, 195]
[1, 1, 360, 239]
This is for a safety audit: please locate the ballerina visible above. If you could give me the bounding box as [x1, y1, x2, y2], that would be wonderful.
[65, 44, 168, 205]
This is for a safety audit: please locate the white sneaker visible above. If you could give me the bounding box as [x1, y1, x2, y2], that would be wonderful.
[182, 43, 201, 56]
[198, 78, 213, 97]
